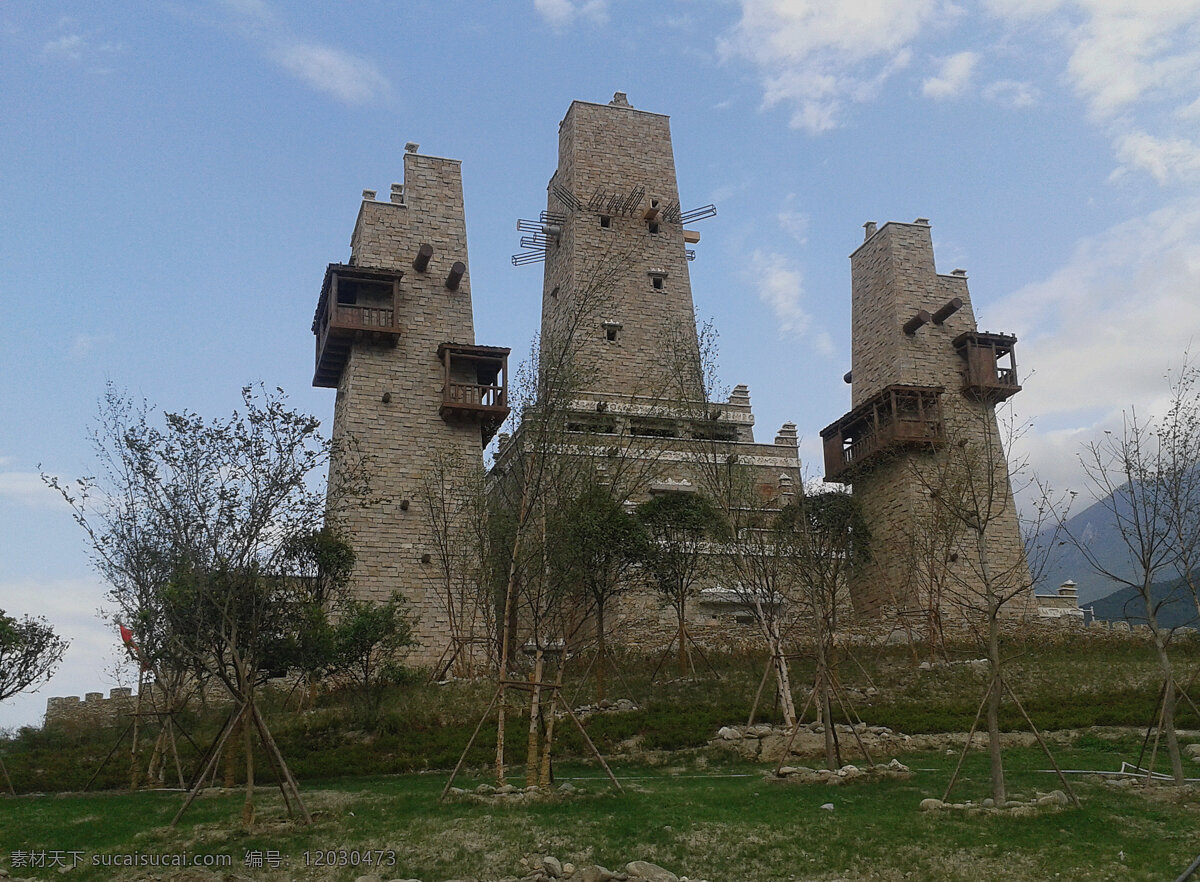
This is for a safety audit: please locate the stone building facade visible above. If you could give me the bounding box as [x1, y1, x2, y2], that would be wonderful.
[313, 147, 509, 669]
[821, 220, 1032, 620]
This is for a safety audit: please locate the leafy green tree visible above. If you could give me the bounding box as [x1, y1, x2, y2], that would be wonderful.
[0, 610, 68, 703]
[334, 592, 415, 728]
[637, 491, 718, 676]
[276, 528, 356, 700]
[551, 481, 649, 701]
[48, 384, 370, 827]
[778, 489, 870, 769]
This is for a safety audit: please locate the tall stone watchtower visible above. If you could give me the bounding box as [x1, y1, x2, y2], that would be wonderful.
[820, 219, 1030, 619]
[313, 146, 509, 667]
[533, 92, 710, 402]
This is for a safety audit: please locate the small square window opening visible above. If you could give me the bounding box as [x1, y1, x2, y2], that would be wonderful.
[600, 215, 611, 228]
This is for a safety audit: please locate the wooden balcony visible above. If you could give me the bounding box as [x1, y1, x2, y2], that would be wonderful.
[438, 343, 511, 446]
[312, 264, 403, 388]
[820, 385, 946, 482]
[953, 331, 1020, 403]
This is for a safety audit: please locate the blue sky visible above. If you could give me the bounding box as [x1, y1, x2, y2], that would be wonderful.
[3, 0, 1199, 728]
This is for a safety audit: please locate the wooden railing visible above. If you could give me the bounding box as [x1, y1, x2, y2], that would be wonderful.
[445, 382, 506, 409]
[330, 305, 394, 331]
[843, 431, 876, 469]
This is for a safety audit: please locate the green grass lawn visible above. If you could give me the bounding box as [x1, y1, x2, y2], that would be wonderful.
[1, 742, 1197, 881]
[3, 631, 1200, 880]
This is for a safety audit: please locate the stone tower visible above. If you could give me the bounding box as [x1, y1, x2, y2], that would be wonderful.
[491, 94, 805, 646]
[502, 94, 804, 470]
[537, 93, 706, 402]
[820, 219, 1030, 619]
[313, 146, 509, 668]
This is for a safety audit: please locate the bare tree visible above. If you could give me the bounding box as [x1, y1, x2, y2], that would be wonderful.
[665, 320, 805, 728]
[1158, 357, 1200, 622]
[894, 489, 961, 663]
[913, 405, 1071, 806]
[419, 447, 491, 678]
[1069, 407, 1189, 784]
[711, 462, 802, 729]
[471, 244, 642, 787]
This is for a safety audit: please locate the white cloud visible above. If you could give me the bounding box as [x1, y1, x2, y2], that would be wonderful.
[748, 249, 812, 338]
[1112, 130, 1200, 185]
[69, 333, 112, 360]
[922, 50, 979, 99]
[42, 33, 84, 61]
[983, 78, 1040, 107]
[990, 197, 1200, 492]
[40, 30, 121, 69]
[988, 0, 1200, 119]
[533, 0, 609, 27]
[814, 330, 836, 357]
[217, 0, 391, 104]
[720, 0, 952, 132]
[269, 42, 390, 105]
[0, 472, 65, 511]
[777, 195, 809, 243]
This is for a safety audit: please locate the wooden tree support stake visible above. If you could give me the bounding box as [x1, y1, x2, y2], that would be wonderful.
[172, 703, 247, 829]
[0, 754, 15, 795]
[556, 694, 623, 793]
[943, 677, 993, 804]
[1000, 677, 1080, 808]
[440, 687, 502, 801]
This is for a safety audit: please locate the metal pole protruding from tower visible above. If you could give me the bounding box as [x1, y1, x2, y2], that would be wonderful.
[445, 261, 465, 291]
[413, 243, 433, 272]
[932, 297, 963, 325]
[903, 310, 932, 335]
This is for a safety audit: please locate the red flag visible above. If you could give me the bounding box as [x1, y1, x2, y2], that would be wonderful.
[118, 624, 150, 672]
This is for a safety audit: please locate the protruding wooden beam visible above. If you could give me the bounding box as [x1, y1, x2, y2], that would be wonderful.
[445, 261, 465, 291]
[412, 243, 433, 272]
[932, 297, 962, 325]
[643, 206, 660, 221]
[683, 230, 701, 244]
[903, 310, 932, 335]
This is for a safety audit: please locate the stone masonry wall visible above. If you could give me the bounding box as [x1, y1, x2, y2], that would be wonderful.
[326, 151, 490, 667]
[846, 220, 1031, 617]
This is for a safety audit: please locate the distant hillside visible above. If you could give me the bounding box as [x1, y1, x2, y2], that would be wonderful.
[1033, 490, 1144, 604]
[1087, 574, 1199, 630]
